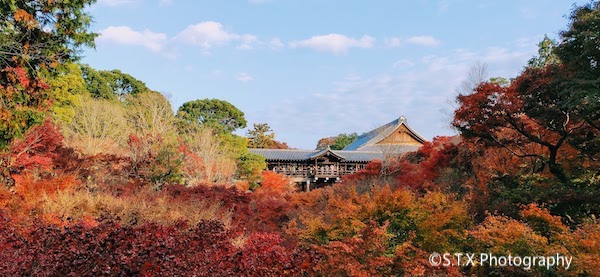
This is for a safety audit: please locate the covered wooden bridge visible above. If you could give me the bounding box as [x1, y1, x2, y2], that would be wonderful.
[250, 116, 427, 191]
[250, 147, 381, 191]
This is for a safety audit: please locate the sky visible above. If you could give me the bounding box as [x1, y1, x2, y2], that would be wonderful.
[82, 0, 587, 149]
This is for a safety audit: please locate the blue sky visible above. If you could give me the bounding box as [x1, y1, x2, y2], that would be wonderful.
[83, 0, 586, 149]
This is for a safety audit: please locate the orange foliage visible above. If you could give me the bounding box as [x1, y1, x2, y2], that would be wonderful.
[13, 173, 79, 202]
[395, 136, 458, 191]
[249, 171, 295, 232]
[8, 119, 63, 173]
[470, 214, 549, 255]
[313, 221, 393, 276]
[572, 221, 600, 274]
[255, 171, 295, 196]
[521, 204, 571, 242]
[393, 237, 463, 276]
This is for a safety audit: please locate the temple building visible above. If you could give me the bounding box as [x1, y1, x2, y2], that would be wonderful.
[249, 116, 427, 191]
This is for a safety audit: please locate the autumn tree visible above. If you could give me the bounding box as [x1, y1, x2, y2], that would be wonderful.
[127, 91, 177, 137]
[180, 128, 237, 185]
[63, 96, 129, 155]
[0, 0, 96, 148]
[176, 99, 247, 133]
[247, 123, 288, 149]
[453, 68, 593, 183]
[454, 2, 600, 183]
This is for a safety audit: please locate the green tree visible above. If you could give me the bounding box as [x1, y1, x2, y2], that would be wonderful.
[0, 0, 97, 72]
[247, 123, 275, 148]
[80, 65, 149, 101]
[331, 132, 358, 150]
[0, 0, 97, 148]
[237, 152, 266, 188]
[176, 99, 247, 133]
[42, 63, 89, 123]
[527, 36, 560, 69]
[554, 1, 600, 134]
[316, 132, 358, 150]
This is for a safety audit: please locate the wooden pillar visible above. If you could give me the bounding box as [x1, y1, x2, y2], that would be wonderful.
[305, 180, 311, 192]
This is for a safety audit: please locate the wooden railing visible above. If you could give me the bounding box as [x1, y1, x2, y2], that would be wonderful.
[271, 168, 360, 178]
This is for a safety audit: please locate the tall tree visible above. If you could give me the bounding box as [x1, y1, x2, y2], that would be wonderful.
[527, 36, 560, 69]
[0, 0, 97, 148]
[80, 65, 148, 101]
[247, 123, 275, 148]
[176, 99, 247, 133]
[246, 123, 288, 149]
[554, 1, 600, 134]
[42, 63, 88, 123]
[454, 2, 600, 182]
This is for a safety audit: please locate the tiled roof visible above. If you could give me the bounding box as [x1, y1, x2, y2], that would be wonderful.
[343, 116, 427, 151]
[332, 150, 383, 162]
[357, 145, 421, 153]
[250, 116, 427, 163]
[249, 148, 383, 162]
[249, 149, 316, 161]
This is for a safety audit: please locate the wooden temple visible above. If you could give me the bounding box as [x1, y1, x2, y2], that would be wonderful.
[249, 116, 427, 191]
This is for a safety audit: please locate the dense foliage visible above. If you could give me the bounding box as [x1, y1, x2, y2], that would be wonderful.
[316, 132, 359, 150]
[0, 0, 96, 148]
[0, 1, 598, 276]
[247, 123, 289, 149]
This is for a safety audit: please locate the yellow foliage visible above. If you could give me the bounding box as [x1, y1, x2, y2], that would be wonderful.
[41, 188, 231, 228]
[409, 191, 471, 252]
[63, 96, 129, 155]
[470, 214, 549, 255]
[572, 221, 600, 275]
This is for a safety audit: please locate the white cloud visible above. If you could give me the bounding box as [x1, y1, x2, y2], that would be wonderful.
[289, 34, 375, 54]
[175, 21, 238, 49]
[97, 0, 135, 6]
[159, 0, 173, 6]
[98, 26, 167, 52]
[385, 36, 441, 47]
[269, 38, 284, 50]
[237, 34, 262, 50]
[236, 72, 254, 82]
[175, 21, 263, 50]
[384, 37, 403, 48]
[405, 36, 441, 46]
[255, 43, 536, 149]
[393, 59, 415, 68]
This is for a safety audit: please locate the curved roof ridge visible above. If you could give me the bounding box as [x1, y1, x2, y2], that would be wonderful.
[309, 146, 346, 160]
[342, 116, 427, 151]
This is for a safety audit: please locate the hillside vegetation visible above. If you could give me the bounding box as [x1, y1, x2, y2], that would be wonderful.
[0, 1, 598, 276]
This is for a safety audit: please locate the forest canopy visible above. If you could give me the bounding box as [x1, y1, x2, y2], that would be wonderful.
[0, 1, 598, 276]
